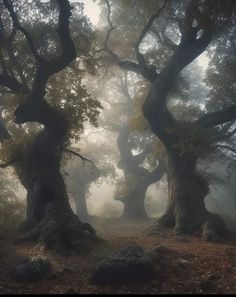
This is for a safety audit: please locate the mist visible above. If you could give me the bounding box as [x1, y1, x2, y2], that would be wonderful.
[0, 0, 236, 294]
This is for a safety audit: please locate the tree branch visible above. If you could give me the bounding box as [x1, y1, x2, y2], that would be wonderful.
[46, 0, 76, 75]
[132, 146, 152, 166]
[6, 0, 77, 113]
[6, 28, 29, 88]
[101, 0, 144, 77]
[147, 164, 164, 185]
[63, 148, 94, 167]
[142, 0, 235, 144]
[196, 104, 236, 128]
[134, 0, 167, 81]
[215, 144, 236, 155]
[3, 0, 43, 64]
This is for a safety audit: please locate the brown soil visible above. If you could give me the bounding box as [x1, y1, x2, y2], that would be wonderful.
[1, 218, 236, 294]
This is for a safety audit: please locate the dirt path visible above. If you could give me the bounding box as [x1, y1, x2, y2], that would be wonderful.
[1, 218, 236, 294]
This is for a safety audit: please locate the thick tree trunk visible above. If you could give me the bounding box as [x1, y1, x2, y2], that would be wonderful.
[116, 124, 164, 219]
[0, 0, 98, 254]
[149, 149, 227, 241]
[15, 103, 97, 254]
[122, 181, 148, 219]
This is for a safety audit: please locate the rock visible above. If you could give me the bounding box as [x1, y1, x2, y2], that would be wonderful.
[90, 245, 156, 285]
[10, 256, 52, 282]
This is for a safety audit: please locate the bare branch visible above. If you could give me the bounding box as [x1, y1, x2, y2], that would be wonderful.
[134, 0, 167, 81]
[196, 104, 236, 128]
[104, 0, 115, 49]
[63, 148, 94, 167]
[136, 0, 167, 49]
[224, 127, 236, 139]
[215, 144, 236, 155]
[101, 0, 144, 77]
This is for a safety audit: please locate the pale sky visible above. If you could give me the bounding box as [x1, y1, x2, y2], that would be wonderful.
[80, 0, 101, 26]
[197, 51, 210, 71]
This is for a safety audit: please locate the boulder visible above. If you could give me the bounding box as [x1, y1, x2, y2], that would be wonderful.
[10, 256, 52, 282]
[90, 245, 156, 285]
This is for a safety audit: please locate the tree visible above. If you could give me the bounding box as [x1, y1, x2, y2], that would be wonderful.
[114, 73, 164, 219]
[89, 61, 165, 219]
[98, 0, 236, 241]
[64, 136, 116, 222]
[0, 0, 101, 253]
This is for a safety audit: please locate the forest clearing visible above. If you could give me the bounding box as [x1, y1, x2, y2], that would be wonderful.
[1, 218, 236, 294]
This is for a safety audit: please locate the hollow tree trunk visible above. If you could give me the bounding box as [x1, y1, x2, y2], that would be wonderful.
[15, 102, 97, 254]
[149, 149, 227, 241]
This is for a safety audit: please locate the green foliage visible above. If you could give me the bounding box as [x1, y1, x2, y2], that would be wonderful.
[205, 29, 236, 111]
[0, 0, 103, 166]
[47, 60, 103, 143]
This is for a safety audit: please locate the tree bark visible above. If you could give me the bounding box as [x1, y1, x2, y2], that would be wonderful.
[0, 0, 99, 254]
[116, 125, 164, 219]
[149, 149, 227, 241]
[14, 102, 97, 254]
[103, 0, 235, 241]
[121, 178, 148, 219]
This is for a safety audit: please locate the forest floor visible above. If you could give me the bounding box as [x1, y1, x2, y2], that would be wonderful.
[1, 218, 236, 294]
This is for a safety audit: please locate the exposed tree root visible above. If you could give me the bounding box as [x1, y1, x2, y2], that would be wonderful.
[147, 210, 227, 242]
[202, 212, 228, 242]
[15, 207, 98, 255]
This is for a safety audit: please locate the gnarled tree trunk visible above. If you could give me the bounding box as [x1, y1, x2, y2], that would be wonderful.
[0, 0, 98, 254]
[121, 179, 148, 219]
[149, 149, 226, 241]
[15, 102, 96, 254]
[116, 124, 164, 219]
[102, 0, 235, 241]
